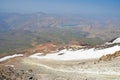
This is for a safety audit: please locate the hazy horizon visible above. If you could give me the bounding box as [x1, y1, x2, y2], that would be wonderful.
[0, 0, 120, 16]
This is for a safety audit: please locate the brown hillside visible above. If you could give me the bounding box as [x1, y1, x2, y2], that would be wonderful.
[99, 50, 120, 61]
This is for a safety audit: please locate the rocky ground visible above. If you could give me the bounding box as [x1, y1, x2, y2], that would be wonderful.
[0, 56, 120, 80]
[0, 41, 120, 80]
[0, 66, 37, 80]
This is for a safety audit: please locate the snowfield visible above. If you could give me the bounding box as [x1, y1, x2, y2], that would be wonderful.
[1, 37, 120, 62]
[106, 37, 120, 44]
[0, 54, 23, 62]
[29, 45, 120, 60]
[112, 37, 120, 43]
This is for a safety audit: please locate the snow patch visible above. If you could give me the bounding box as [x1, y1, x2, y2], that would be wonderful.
[29, 45, 120, 60]
[112, 37, 120, 43]
[0, 54, 23, 62]
[106, 37, 120, 44]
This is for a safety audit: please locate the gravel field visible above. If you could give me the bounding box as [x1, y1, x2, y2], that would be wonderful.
[2, 57, 119, 80]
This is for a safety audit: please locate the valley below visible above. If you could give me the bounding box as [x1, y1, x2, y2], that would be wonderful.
[0, 12, 120, 80]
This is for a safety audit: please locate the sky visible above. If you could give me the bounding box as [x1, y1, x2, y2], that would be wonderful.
[0, 0, 120, 16]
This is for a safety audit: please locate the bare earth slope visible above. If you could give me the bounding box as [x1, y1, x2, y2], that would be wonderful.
[1, 56, 120, 80]
[0, 38, 120, 80]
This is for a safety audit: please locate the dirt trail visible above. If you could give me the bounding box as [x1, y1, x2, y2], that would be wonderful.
[21, 58, 120, 80]
[23, 58, 120, 75]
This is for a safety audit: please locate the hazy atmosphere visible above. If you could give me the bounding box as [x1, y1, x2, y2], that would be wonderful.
[0, 0, 120, 80]
[0, 0, 120, 16]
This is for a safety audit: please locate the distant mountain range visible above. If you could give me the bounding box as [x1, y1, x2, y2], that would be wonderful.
[0, 12, 120, 53]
